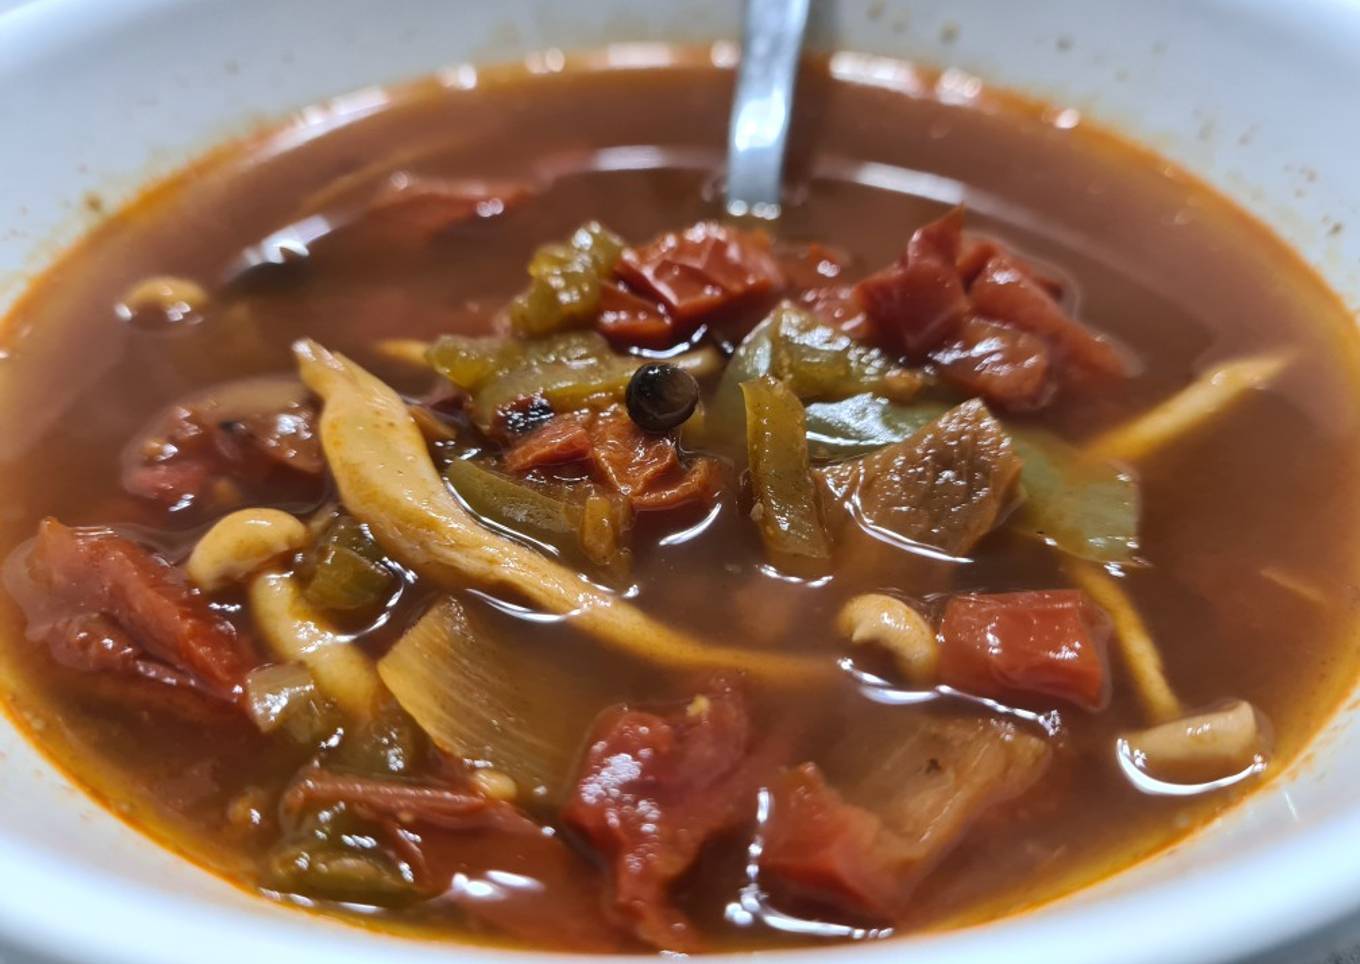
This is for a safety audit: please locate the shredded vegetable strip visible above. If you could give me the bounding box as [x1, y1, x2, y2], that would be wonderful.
[1260, 566, 1326, 605]
[248, 569, 384, 720]
[1087, 353, 1290, 463]
[293, 339, 827, 683]
[373, 338, 432, 367]
[1067, 562, 1182, 723]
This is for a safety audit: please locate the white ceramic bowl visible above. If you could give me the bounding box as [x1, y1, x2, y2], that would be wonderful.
[2, 1, 1359, 962]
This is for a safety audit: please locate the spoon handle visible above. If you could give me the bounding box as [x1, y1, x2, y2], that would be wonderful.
[725, 0, 811, 217]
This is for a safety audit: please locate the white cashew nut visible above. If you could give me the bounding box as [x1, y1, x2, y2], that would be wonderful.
[837, 593, 938, 685]
[117, 275, 208, 322]
[1122, 699, 1269, 784]
[188, 508, 309, 591]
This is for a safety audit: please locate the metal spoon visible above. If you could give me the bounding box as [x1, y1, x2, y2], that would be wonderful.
[725, 0, 811, 218]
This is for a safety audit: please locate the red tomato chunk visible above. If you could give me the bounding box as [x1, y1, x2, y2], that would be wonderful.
[938, 589, 1112, 711]
[563, 678, 766, 952]
[615, 222, 784, 328]
[21, 519, 257, 702]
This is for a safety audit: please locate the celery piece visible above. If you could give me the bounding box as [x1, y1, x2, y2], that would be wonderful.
[301, 517, 396, 614]
[444, 456, 631, 575]
[427, 334, 524, 391]
[742, 375, 832, 574]
[570, 220, 625, 274]
[1011, 430, 1140, 563]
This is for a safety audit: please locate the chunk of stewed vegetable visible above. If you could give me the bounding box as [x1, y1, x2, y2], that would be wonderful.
[509, 222, 626, 336]
[742, 376, 832, 574]
[300, 516, 398, 615]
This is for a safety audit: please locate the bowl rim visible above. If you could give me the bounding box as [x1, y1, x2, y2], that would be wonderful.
[3, 0, 1360, 962]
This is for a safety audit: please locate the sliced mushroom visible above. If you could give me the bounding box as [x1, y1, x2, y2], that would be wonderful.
[1122, 699, 1270, 786]
[837, 593, 938, 685]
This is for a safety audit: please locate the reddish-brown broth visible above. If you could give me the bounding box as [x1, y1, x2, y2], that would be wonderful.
[2, 49, 1360, 951]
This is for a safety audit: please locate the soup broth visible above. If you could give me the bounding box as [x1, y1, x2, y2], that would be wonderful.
[1, 48, 1357, 953]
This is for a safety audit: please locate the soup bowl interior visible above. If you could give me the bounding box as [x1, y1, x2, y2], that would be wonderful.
[2, 0, 1360, 962]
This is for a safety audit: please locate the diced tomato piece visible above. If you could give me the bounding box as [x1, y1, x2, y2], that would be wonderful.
[564, 677, 763, 951]
[502, 408, 719, 513]
[855, 209, 970, 358]
[969, 255, 1127, 381]
[762, 714, 1053, 923]
[29, 519, 257, 699]
[217, 406, 324, 476]
[798, 285, 872, 340]
[615, 222, 784, 327]
[938, 589, 1112, 711]
[777, 241, 849, 290]
[629, 456, 722, 511]
[909, 205, 966, 264]
[930, 316, 1055, 411]
[596, 281, 677, 348]
[503, 412, 594, 473]
[957, 237, 1064, 298]
[42, 611, 203, 695]
[762, 763, 906, 920]
[587, 408, 682, 497]
[124, 398, 322, 512]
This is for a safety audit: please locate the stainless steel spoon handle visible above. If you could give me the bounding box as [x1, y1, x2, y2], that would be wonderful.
[725, 0, 811, 218]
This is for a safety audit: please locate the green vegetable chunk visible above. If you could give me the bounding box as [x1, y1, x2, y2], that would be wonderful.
[742, 375, 832, 574]
[710, 303, 920, 452]
[805, 394, 950, 460]
[264, 805, 420, 905]
[508, 221, 626, 336]
[444, 456, 631, 576]
[1010, 430, 1140, 563]
[332, 697, 426, 776]
[302, 516, 397, 615]
[799, 394, 1141, 562]
[426, 333, 524, 391]
[432, 330, 719, 433]
[769, 305, 919, 402]
[570, 220, 625, 273]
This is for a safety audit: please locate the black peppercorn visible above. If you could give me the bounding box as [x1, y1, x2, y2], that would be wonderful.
[625, 362, 700, 433]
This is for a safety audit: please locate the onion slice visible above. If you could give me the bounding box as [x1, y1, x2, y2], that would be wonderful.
[378, 597, 603, 799]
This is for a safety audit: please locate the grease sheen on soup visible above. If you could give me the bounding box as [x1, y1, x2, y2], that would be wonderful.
[1, 49, 1358, 953]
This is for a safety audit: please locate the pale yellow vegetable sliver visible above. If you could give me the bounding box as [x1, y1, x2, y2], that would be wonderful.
[248, 569, 385, 720]
[1087, 352, 1291, 463]
[373, 338, 433, 368]
[1067, 562, 1183, 724]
